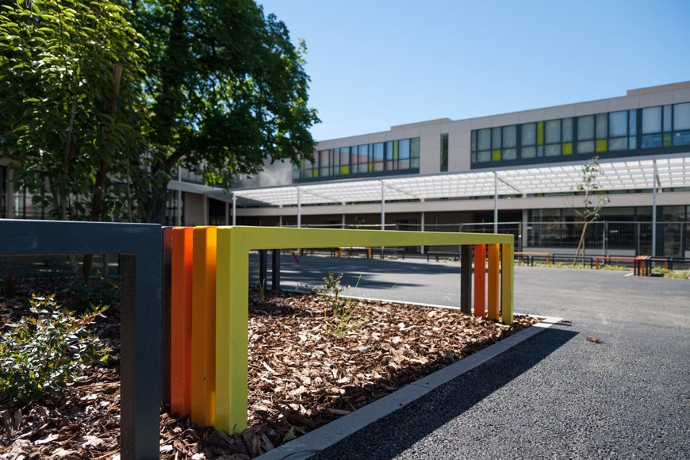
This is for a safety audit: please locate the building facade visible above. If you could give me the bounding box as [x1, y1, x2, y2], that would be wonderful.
[205, 81, 689, 257]
[3, 82, 690, 257]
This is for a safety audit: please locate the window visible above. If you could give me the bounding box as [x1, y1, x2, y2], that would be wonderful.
[521, 123, 536, 158]
[440, 133, 448, 171]
[410, 137, 420, 168]
[372, 142, 384, 172]
[609, 111, 628, 151]
[642, 107, 662, 148]
[545, 120, 561, 157]
[577, 115, 595, 153]
[674, 103, 690, 146]
[502, 125, 517, 160]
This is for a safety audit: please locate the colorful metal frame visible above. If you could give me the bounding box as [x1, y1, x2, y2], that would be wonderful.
[209, 226, 514, 433]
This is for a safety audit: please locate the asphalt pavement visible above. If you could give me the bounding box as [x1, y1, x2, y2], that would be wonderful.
[256, 254, 690, 459]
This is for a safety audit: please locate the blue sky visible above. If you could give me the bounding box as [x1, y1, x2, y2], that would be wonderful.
[258, 0, 690, 142]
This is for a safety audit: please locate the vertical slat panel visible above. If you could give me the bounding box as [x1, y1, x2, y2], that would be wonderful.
[191, 227, 217, 427]
[460, 245, 472, 313]
[473, 244, 486, 317]
[170, 227, 193, 417]
[215, 227, 249, 433]
[487, 244, 500, 321]
[501, 243, 514, 324]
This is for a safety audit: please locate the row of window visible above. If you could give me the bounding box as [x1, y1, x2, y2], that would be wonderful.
[471, 103, 690, 164]
[294, 137, 421, 180]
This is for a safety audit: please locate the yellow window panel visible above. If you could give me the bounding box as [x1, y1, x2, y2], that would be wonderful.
[596, 139, 607, 152]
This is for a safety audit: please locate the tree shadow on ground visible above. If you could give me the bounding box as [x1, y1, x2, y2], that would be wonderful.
[310, 327, 578, 460]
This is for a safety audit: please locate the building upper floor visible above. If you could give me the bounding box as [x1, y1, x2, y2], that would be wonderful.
[293, 81, 690, 183]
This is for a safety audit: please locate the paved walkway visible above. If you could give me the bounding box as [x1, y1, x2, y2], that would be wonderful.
[264, 256, 690, 459]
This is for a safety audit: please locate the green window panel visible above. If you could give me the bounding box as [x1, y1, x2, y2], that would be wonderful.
[340, 165, 349, 175]
[492, 149, 501, 161]
[596, 139, 608, 152]
[663, 133, 673, 147]
[563, 142, 573, 155]
[368, 163, 374, 173]
[312, 169, 319, 178]
[393, 141, 399, 160]
[537, 121, 544, 145]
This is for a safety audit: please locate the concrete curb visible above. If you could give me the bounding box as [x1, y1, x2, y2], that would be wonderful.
[257, 316, 564, 460]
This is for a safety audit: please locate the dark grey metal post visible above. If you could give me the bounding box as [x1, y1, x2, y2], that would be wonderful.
[259, 250, 267, 290]
[0, 220, 161, 460]
[160, 227, 172, 409]
[460, 245, 472, 314]
[271, 249, 281, 291]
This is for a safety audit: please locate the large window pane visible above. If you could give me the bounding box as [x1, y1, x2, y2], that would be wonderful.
[609, 111, 627, 137]
[410, 137, 420, 158]
[521, 123, 536, 146]
[399, 139, 411, 160]
[545, 120, 561, 144]
[642, 107, 662, 134]
[521, 146, 536, 158]
[629, 110, 637, 136]
[478, 129, 490, 150]
[492, 127, 501, 149]
[562, 118, 573, 142]
[578, 115, 594, 140]
[609, 138, 628, 151]
[578, 140, 595, 153]
[545, 144, 560, 156]
[503, 148, 517, 160]
[357, 145, 368, 165]
[502, 125, 517, 148]
[663, 105, 672, 132]
[596, 113, 608, 139]
[674, 103, 690, 130]
[372, 142, 384, 160]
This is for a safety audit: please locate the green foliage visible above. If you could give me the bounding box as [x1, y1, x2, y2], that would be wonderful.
[132, 0, 320, 223]
[0, 295, 110, 403]
[315, 272, 364, 338]
[0, 0, 149, 221]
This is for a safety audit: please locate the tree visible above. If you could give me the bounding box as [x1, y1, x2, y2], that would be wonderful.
[130, 0, 320, 224]
[0, 0, 148, 222]
[569, 157, 609, 266]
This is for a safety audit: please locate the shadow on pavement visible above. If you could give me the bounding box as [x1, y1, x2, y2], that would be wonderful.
[311, 327, 578, 460]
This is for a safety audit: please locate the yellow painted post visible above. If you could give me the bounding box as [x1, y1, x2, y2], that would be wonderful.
[215, 227, 249, 433]
[190, 227, 217, 427]
[487, 244, 500, 321]
[501, 243, 514, 324]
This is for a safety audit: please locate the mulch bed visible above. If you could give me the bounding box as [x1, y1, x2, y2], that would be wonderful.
[0, 278, 537, 459]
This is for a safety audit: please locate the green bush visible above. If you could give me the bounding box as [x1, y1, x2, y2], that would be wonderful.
[0, 295, 110, 403]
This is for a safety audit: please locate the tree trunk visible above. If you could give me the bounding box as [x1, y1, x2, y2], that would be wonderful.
[145, 180, 171, 225]
[572, 220, 589, 267]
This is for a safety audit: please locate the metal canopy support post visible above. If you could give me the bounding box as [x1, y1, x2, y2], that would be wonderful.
[493, 172, 498, 233]
[297, 187, 302, 228]
[232, 193, 237, 226]
[420, 211, 425, 255]
[652, 160, 658, 257]
[380, 181, 385, 230]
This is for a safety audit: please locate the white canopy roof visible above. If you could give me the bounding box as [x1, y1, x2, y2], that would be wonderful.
[215, 153, 690, 207]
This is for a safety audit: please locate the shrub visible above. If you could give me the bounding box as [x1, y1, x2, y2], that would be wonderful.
[315, 272, 364, 338]
[0, 295, 110, 403]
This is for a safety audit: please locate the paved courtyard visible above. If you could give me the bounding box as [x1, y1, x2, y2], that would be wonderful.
[265, 255, 690, 459]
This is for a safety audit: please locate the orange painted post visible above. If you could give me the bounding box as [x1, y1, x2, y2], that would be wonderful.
[487, 244, 500, 321]
[190, 227, 217, 427]
[473, 244, 486, 317]
[170, 228, 194, 417]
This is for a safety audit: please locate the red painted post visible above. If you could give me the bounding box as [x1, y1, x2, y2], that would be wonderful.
[170, 228, 193, 417]
[473, 244, 486, 317]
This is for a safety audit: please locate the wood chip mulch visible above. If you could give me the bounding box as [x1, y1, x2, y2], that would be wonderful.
[0, 281, 538, 459]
